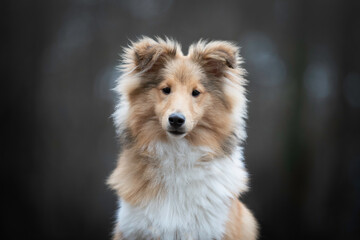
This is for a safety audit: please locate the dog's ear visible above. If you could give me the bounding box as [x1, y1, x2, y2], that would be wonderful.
[189, 40, 240, 77]
[123, 37, 180, 73]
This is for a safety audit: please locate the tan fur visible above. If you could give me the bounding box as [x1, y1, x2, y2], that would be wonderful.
[223, 199, 259, 240]
[112, 230, 122, 240]
[108, 37, 258, 239]
[107, 148, 164, 207]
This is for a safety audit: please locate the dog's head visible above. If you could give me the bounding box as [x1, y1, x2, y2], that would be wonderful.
[117, 37, 247, 151]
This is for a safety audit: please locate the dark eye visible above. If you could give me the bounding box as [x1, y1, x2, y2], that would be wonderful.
[162, 87, 171, 95]
[192, 89, 200, 97]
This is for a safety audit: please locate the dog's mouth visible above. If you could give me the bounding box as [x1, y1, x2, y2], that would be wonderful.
[168, 130, 186, 136]
[166, 125, 187, 137]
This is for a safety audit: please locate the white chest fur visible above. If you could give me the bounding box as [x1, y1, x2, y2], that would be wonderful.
[116, 139, 248, 240]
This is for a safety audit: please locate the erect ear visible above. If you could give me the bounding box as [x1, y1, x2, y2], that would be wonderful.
[189, 40, 240, 77]
[123, 37, 180, 73]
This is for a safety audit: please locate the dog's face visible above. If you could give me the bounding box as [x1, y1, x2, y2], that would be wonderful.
[154, 59, 208, 137]
[120, 38, 245, 150]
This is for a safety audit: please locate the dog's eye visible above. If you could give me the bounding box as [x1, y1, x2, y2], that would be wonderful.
[162, 87, 171, 95]
[192, 89, 200, 97]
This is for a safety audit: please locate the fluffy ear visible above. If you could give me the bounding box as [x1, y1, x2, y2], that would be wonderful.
[122, 37, 180, 73]
[189, 40, 240, 77]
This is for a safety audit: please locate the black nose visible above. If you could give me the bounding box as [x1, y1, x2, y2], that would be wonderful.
[168, 113, 185, 129]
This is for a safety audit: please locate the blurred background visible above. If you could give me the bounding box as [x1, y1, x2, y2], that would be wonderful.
[3, 0, 360, 239]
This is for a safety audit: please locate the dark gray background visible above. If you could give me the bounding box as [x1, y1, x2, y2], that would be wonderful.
[3, 0, 360, 239]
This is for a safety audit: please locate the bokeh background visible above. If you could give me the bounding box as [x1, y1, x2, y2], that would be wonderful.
[3, 0, 360, 239]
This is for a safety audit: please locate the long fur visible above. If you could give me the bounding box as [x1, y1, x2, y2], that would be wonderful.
[108, 37, 258, 240]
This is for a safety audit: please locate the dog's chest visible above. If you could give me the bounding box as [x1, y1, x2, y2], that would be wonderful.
[117, 142, 247, 240]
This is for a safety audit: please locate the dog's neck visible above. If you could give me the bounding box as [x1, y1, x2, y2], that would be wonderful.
[145, 138, 213, 166]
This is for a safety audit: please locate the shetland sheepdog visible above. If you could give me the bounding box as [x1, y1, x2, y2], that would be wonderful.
[107, 37, 258, 240]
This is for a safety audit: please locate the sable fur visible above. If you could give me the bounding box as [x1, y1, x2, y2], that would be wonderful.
[108, 37, 258, 240]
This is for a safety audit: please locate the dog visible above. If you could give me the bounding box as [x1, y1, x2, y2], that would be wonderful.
[107, 37, 258, 240]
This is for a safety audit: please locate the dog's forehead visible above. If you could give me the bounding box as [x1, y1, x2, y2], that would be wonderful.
[163, 58, 203, 84]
